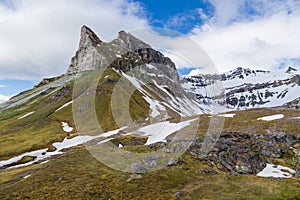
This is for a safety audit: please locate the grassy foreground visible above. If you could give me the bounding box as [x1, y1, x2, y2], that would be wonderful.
[0, 145, 299, 200]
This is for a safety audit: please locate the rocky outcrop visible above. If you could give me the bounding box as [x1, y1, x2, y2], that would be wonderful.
[188, 131, 299, 175]
[221, 67, 270, 81]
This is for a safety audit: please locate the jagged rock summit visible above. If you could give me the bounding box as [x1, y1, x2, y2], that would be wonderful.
[67, 25, 179, 84]
[68, 26, 158, 75]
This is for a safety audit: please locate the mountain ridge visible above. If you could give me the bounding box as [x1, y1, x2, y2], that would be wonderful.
[181, 66, 300, 110]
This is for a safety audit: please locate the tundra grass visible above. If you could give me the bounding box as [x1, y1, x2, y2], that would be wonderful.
[0, 146, 299, 200]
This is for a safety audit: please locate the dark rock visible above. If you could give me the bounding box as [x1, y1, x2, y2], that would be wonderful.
[201, 168, 218, 175]
[167, 158, 178, 166]
[296, 168, 300, 178]
[130, 155, 160, 173]
[175, 191, 182, 199]
[188, 131, 298, 175]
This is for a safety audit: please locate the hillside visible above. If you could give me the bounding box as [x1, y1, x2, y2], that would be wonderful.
[0, 26, 299, 199]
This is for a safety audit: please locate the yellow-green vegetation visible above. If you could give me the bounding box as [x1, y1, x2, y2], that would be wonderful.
[3, 155, 36, 169]
[0, 66, 299, 199]
[221, 108, 300, 136]
[0, 146, 299, 200]
[0, 85, 75, 160]
[194, 108, 300, 137]
[111, 135, 148, 146]
[0, 67, 151, 160]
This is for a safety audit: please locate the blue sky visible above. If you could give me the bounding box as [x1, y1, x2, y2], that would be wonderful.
[0, 0, 300, 101]
[137, 0, 213, 34]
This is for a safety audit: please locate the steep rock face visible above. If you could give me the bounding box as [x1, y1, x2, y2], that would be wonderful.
[67, 26, 179, 82]
[67, 26, 105, 74]
[181, 67, 300, 110]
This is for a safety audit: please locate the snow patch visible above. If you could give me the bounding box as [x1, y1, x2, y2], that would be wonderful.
[52, 135, 94, 150]
[136, 119, 196, 145]
[97, 138, 114, 145]
[0, 127, 127, 169]
[23, 174, 32, 179]
[100, 127, 127, 137]
[217, 113, 235, 118]
[257, 163, 295, 178]
[291, 116, 300, 119]
[55, 101, 73, 113]
[122, 73, 142, 89]
[143, 96, 166, 118]
[0, 149, 46, 168]
[257, 114, 284, 121]
[18, 111, 35, 119]
[61, 122, 74, 133]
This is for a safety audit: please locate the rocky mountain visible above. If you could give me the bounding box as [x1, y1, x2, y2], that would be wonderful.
[1, 26, 203, 118]
[181, 66, 300, 110]
[0, 25, 205, 169]
[0, 26, 300, 199]
[67, 26, 178, 83]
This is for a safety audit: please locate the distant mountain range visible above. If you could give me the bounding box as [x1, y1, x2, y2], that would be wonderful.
[181, 66, 300, 111]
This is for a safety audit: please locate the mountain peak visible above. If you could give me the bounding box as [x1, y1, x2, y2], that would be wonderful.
[67, 26, 175, 76]
[111, 30, 151, 50]
[79, 25, 102, 49]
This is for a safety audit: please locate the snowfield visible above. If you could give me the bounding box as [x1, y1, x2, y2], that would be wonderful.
[181, 67, 300, 111]
[257, 163, 295, 178]
[0, 127, 127, 169]
[137, 119, 196, 145]
[257, 114, 284, 121]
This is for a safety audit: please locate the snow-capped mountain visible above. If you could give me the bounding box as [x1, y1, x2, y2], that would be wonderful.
[181, 66, 300, 110]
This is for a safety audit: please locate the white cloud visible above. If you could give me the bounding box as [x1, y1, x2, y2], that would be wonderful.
[0, 93, 11, 103]
[130, 28, 218, 74]
[208, 0, 245, 26]
[1, 0, 299, 80]
[189, 0, 300, 73]
[0, 0, 148, 80]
